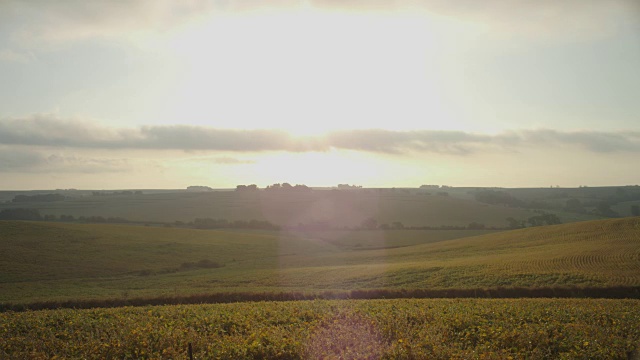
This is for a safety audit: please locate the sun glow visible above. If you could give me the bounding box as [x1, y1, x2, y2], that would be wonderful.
[156, 7, 464, 136]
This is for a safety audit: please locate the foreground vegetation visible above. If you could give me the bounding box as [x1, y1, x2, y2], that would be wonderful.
[2, 298, 639, 359]
[1, 216, 639, 305]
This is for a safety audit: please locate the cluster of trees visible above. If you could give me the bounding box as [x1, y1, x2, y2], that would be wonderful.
[0, 208, 43, 220]
[506, 213, 561, 229]
[186, 186, 213, 192]
[476, 188, 640, 218]
[337, 184, 362, 190]
[420, 185, 441, 189]
[235, 183, 311, 192]
[265, 183, 311, 192]
[191, 218, 280, 231]
[0, 209, 131, 223]
[12, 194, 65, 203]
[474, 190, 523, 207]
[92, 191, 142, 196]
[289, 218, 500, 231]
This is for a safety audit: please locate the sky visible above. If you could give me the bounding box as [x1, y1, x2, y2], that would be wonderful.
[0, 0, 639, 190]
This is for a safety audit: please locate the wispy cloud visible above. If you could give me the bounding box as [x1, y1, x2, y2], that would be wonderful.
[0, 147, 131, 174]
[211, 157, 257, 165]
[0, 48, 34, 63]
[184, 156, 257, 165]
[1, 0, 218, 46]
[2, 0, 636, 49]
[2, 115, 639, 156]
[315, 0, 640, 40]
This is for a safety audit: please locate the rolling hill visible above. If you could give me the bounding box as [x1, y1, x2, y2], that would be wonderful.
[0, 216, 638, 305]
[0, 188, 601, 228]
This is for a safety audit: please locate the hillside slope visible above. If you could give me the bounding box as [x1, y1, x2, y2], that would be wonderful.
[0, 217, 638, 303]
[0, 190, 549, 227]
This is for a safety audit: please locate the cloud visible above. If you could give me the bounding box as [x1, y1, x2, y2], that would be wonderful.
[0, 48, 34, 63]
[0, 114, 325, 152]
[0, 0, 302, 48]
[1, 115, 640, 156]
[2, 0, 637, 49]
[184, 156, 257, 165]
[212, 157, 257, 165]
[0, 147, 131, 174]
[314, 0, 640, 41]
[0, 147, 44, 171]
[325, 129, 495, 155]
[1, 0, 217, 46]
[517, 129, 640, 153]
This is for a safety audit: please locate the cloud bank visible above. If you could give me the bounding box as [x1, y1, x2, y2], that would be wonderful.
[1, 115, 639, 156]
[0, 147, 131, 174]
[2, 0, 636, 49]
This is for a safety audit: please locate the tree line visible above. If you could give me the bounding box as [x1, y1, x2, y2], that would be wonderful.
[12, 193, 66, 203]
[0, 209, 563, 231]
[235, 183, 312, 192]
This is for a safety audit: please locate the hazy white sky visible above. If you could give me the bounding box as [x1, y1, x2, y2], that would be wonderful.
[1, 1, 639, 189]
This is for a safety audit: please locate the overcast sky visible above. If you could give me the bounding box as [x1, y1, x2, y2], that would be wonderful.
[1, 0, 639, 189]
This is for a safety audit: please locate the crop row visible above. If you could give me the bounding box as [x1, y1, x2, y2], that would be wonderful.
[2, 298, 639, 359]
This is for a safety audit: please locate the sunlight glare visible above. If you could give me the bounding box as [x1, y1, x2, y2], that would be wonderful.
[159, 7, 464, 135]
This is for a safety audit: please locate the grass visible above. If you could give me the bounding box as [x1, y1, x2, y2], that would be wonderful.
[1, 216, 639, 304]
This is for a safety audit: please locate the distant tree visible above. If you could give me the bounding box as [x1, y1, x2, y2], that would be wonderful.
[505, 217, 523, 229]
[564, 198, 584, 212]
[475, 190, 522, 207]
[293, 184, 311, 192]
[361, 217, 378, 230]
[0, 208, 42, 221]
[338, 184, 363, 190]
[467, 222, 485, 230]
[12, 193, 65, 203]
[187, 186, 212, 192]
[526, 213, 561, 227]
[594, 201, 619, 217]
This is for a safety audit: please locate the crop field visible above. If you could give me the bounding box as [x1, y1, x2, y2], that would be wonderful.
[1, 217, 639, 305]
[0, 190, 563, 228]
[2, 298, 639, 359]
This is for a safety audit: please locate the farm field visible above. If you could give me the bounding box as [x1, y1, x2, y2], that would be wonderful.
[1, 216, 639, 305]
[0, 188, 601, 228]
[2, 298, 639, 359]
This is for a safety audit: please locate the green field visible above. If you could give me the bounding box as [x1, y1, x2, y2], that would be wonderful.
[0, 188, 602, 228]
[2, 298, 639, 359]
[1, 216, 639, 304]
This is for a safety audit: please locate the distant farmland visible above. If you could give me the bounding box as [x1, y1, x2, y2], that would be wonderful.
[0, 187, 604, 228]
[1, 216, 638, 306]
